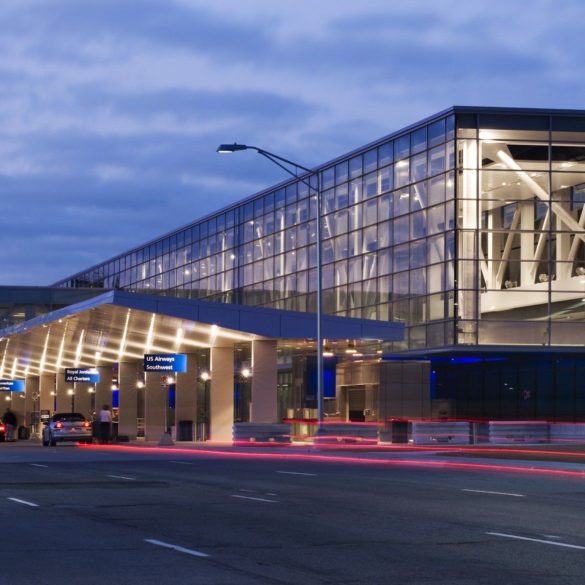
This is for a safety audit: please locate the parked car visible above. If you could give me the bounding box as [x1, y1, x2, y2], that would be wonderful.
[42, 413, 93, 446]
[0, 422, 5, 442]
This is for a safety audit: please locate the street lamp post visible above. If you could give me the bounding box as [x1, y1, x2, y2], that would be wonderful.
[217, 143, 324, 431]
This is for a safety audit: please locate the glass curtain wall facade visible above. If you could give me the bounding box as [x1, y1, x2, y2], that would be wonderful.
[54, 111, 457, 350]
[53, 107, 585, 354]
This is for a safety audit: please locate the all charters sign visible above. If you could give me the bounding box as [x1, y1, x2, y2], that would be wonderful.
[143, 354, 187, 373]
[65, 368, 101, 383]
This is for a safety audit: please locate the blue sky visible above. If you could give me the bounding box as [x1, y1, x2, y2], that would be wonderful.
[1, 0, 584, 284]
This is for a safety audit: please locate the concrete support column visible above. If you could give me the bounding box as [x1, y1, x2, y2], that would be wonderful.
[520, 201, 535, 286]
[95, 366, 112, 418]
[74, 382, 92, 419]
[118, 362, 139, 439]
[55, 371, 70, 413]
[175, 354, 198, 439]
[25, 376, 39, 428]
[251, 340, 278, 423]
[144, 372, 166, 441]
[39, 373, 55, 414]
[210, 345, 234, 442]
[11, 390, 26, 428]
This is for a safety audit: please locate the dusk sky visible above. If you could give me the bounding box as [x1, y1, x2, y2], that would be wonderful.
[2, 0, 584, 285]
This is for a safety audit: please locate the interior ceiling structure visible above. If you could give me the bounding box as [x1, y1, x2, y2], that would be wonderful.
[0, 291, 403, 379]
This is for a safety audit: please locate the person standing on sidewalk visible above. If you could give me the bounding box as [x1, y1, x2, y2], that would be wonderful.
[98, 404, 112, 444]
[2, 408, 17, 442]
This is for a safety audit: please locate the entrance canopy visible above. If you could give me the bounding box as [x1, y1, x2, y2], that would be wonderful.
[0, 290, 403, 378]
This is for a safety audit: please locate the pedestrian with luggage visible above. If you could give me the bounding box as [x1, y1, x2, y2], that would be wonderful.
[98, 404, 112, 444]
[2, 408, 17, 442]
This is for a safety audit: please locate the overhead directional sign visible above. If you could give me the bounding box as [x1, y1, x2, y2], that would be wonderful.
[144, 354, 187, 373]
[0, 379, 25, 392]
[65, 368, 100, 384]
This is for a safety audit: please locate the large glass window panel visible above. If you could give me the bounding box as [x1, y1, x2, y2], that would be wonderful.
[394, 188, 410, 216]
[297, 223, 310, 247]
[394, 160, 410, 188]
[334, 260, 347, 286]
[410, 268, 426, 295]
[428, 204, 445, 235]
[348, 282, 362, 309]
[429, 119, 446, 148]
[379, 193, 392, 220]
[348, 204, 362, 231]
[348, 230, 362, 256]
[379, 166, 393, 193]
[364, 172, 378, 198]
[411, 127, 427, 154]
[393, 244, 410, 272]
[428, 263, 444, 294]
[429, 145, 446, 176]
[349, 155, 363, 179]
[378, 220, 392, 248]
[333, 209, 349, 234]
[322, 240, 334, 264]
[334, 234, 349, 260]
[322, 264, 334, 288]
[335, 161, 349, 184]
[411, 181, 428, 210]
[379, 141, 393, 167]
[348, 256, 362, 282]
[364, 148, 378, 173]
[395, 135, 410, 160]
[429, 174, 445, 206]
[364, 198, 378, 225]
[285, 251, 296, 274]
[411, 210, 427, 239]
[321, 168, 335, 190]
[393, 271, 409, 297]
[411, 152, 427, 183]
[363, 253, 377, 280]
[263, 258, 274, 280]
[363, 226, 378, 252]
[334, 183, 349, 209]
[394, 216, 409, 244]
[411, 240, 427, 269]
[349, 178, 362, 205]
[285, 228, 297, 252]
[322, 188, 335, 215]
[296, 247, 308, 271]
[379, 248, 392, 275]
[428, 234, 445, 265]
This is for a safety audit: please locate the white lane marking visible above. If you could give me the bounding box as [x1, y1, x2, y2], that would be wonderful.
[238, 488, 256, 493]
[487, 532, 585, 550]
[145, 538, 209, 558]
[7, 497, 38, 508]
[169, 461, 192, 465]
[462, 489, 525, 498]
[107, 475, 135, 481]
[231, 494, 279, 503]
[30, 464, 48, 468]
[542, 534, 561, 539]
[276, 471, 317, 477]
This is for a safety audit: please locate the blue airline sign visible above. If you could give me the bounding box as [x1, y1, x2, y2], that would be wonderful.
[0, 379, 25, 392]
[65, 368, 101, 384]
[144, 354, 187, 373]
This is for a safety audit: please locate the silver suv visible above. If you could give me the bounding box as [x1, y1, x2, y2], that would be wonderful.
[42, 412, 93, 446]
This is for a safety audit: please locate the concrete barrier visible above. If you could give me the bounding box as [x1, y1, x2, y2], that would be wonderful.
[410, 421, 471, 445]
[488, 421, 549, 444]
[232, 423, 291, 443]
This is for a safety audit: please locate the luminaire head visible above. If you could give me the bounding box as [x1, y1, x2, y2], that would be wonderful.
[216, 143, 249, 154]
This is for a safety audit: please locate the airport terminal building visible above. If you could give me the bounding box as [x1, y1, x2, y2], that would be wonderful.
[2, 106, 585, 442]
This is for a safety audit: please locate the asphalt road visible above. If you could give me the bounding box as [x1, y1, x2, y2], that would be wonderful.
[1, 443, 585, 585]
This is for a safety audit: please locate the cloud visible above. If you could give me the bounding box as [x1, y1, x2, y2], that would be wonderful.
[0, 0, 584, 284]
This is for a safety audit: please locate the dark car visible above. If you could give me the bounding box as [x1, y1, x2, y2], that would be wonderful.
[42, 412, 92, 446]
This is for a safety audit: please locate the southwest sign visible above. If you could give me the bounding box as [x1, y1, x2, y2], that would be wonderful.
[0, 379, 25, 392]
[65, 368, 100, 384]
[144, 354, 187, 373]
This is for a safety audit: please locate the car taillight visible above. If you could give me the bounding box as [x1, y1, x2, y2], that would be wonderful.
[55, 422, 64, 429]
[0, 424, 4, 432]
[83, 421, 91, 428]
